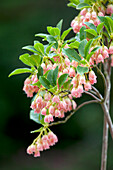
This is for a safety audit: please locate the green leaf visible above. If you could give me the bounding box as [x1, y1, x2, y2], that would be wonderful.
[84, 22, 97, 32]
[34, 43, 44, 55]
[19, 53, 35, 67]
[30, 127, 43, 133]
[85, 29, 97, 36]
[30, 110, 45, 125]
[58, 73, 68, 88]
[37, 66, 43, 79]
[39, 76, 50, 89]
[68, 41, 80, 49]
[77, 2, 90, 9]
[80, 26, 86, 40]
[97, 16, 110, 34]
[97, 22, 104, 34]
[56, 19, 63, 33]
[47, 70, 54, 86]
[61, 27, 72, 40]
[62, 48, 81, 62]
[46, 43, 55, 54]
[67, 3, 77, 8]
[8, 68, 32, 77]
[53, 66, 58, 85]
[86, 46, 101, 61]
[32, 80, 41, 88]
[22, 45, 38, 53]
[75, 32, 80, 42]
[35, 33, 49, 38]
[86, 32, 95, 39]
[106, 16, 113, 33]
[78, 39, 87, 57]
[48, 86, 57, 93]
[77, 66, 89, 75]
[84, 39, 93, 58]
[63, 79, 72, 89]
[31, 54, 42, 67]
[47, 27, 60, 38]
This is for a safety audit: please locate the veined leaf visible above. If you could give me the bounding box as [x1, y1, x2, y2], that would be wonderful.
[80, 26, 86, 40]
[84, 22, 97, 32]
[77, 2, 90, 9]
[58, 73, 68, 88]
[78, 39, 87, 57]
[77, 66, 89, 75]
[30, 110, 45, 125]
[37, 66, 43, 79]
[19, 53, 35, 67]
[47, 70, 54, 86]
[56, 19, 63, 34]
[8, 68, 32, 77]
[97, 22, 104, 34]
[61, 27, 72, 40]
[62, 48, 81, 62]
[39, 76, 50, 89]
[84, 39, 93, 58]
[22, 45, 38, 53]
[85, 29, 97, 36]
[34, 43, 44, 55]
[53, 66, 58, 85]
[68, 41, 80, 49]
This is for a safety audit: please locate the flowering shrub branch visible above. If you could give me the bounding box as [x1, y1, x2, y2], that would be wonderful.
[9, 0, 113, 169]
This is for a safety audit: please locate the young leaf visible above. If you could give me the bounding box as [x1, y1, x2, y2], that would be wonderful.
[63, 79, 72, 89]
[86, 46, 101, 61]
[77, 3, 90, 9]
[30, 110, 45, 125]
[53, 66, 58, 85]
[56, 19, 63, 33]
[47, 70, 54, 86]
[84, 22, 97, 32]
[61, 27, 72, 40]
[22, 45, 38, 53]
[31, 54, 42, 67]
[34, 43, 44, 55]
[67, 3, 77, 8]
[84, 39, 93, 58]
[8, 68, 32, 77]
[19, 53, 35, 67]
[97, 22, 104, 34]
[85, 29, 97, 36]
[46, 43, 55, 54]
[80, 26, 86, 40]
[106, 16, 113, 33]
[77, 66, 89, 75]
[62, 48, 81, 62]
[78, 39, 87, 57]
[39, 76, 50, 89]
[58, 73, 68, 88]
[30, 127, 43, 133]
[37, 66, 43, 79]
[97, 16, 110, 34]
[68, 41, 80, 49]
[35, 33, 49, 38]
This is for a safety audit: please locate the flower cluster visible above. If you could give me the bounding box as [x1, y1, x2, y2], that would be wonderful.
[106, 4, 113, 15]
[71, 8, 104, 33]
[89, 46, 109, 65]
[23, 75, 39, 97]
[31, 92, 77, 124]
[27, 131, 58, 157]
[71, 70, 96, 98]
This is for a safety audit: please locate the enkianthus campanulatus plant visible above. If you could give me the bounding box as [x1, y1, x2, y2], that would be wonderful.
[9, 0, 113, 169]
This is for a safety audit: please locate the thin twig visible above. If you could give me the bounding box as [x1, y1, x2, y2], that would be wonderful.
[49, 100, 99, 127]
[84, 90, 101, 101]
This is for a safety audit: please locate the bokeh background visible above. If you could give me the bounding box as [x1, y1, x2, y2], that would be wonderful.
[0, 0, 113, 169]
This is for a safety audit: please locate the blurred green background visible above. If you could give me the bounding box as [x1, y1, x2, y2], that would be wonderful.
[0, 0, 113, 169]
